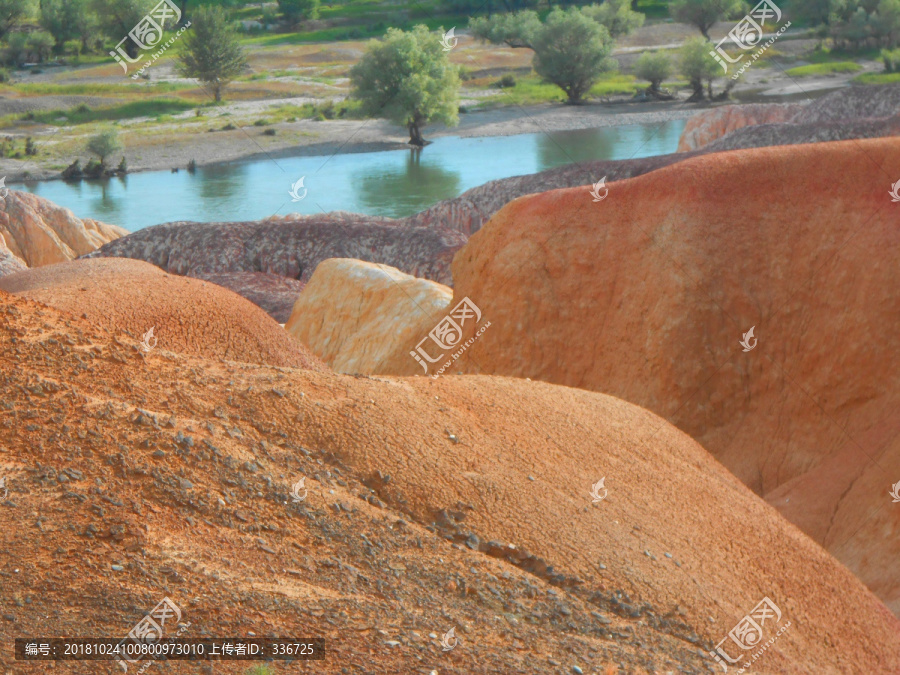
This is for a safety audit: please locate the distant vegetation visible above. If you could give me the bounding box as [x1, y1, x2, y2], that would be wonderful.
[350, 25, 459, 144]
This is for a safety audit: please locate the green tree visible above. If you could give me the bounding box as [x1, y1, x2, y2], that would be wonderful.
[92, 0, 154, 58]
[679, 36, 721, 100]
[3, 30, 27, 66]
[0, 0, 32, 41]
[177, 6, 248, 102]
[86, 129, 122, 166]
[27, 30, 54, 62]
[874, 0, 900, 46]
[40, 0, 95, 52]
[634, 50, 672, 93]
[469, 10, 541, 47]
[532, 8, 616, 103]
[278, 0, 319, 23]
[581, 0, 645, 38]
[670, 0, 743, 38]
[350, 25, 460, 146]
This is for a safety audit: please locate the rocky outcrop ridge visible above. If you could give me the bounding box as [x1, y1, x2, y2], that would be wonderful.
[679, 84, 900, 152]
[0, 238, 25, 276]
[88, 213, 466, 286]
[0, 189, 126, 267]
[677, 102, 803, 151]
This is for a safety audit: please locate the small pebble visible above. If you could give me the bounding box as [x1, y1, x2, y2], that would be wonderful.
[572, 667, 584, 674]
[665, 552, 673, 558]
[111, 565, 124, 571]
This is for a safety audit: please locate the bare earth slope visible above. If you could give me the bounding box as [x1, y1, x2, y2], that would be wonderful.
[0, 291, 898, 673]
[0, 257, 325, 370]
[439, 136, 900, 615]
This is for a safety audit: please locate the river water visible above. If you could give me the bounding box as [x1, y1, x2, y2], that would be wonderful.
[13, 119, 685, 232]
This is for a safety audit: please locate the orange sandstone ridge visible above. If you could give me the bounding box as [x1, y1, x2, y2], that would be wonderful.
[443, 136, 900, 615]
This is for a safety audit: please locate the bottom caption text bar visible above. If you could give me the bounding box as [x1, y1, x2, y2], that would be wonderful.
[15, 638, 325, 660]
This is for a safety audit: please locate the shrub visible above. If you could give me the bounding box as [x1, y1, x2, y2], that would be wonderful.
[634, 51, 672, 91]
[883, 47, 900, 71]
[531, 8, 616, 104]
[85, 129, 122, 165]
[263, 128, 276, 135]
[24, 136, 36, 155]
[495, 73, 517, 88]
[27, 30, 55, 62]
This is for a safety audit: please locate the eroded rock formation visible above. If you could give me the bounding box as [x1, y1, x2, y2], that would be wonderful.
[677, 102, 803, 151]
[439, 136, 900, 614]
[285, 258, 451, 374]
[0, 189, 126, 267]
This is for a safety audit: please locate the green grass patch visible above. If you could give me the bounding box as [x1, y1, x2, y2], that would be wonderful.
[473, 72, 641, 106]
[0, 81, 191, 96]
[802, 45, 881, 63]
[783, 61, 862, 76]
[853, 71, 900, 84]
[590, 73, 642, 96]
[15, 98, 195, 126]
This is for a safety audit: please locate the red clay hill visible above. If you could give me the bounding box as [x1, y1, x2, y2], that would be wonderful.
[0, 257, 325, 370]
[0, 290, 898, 673]
[437, 135, 900, 616]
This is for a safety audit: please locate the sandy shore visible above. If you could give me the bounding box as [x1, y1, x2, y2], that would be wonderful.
[2, 100, 702, 182]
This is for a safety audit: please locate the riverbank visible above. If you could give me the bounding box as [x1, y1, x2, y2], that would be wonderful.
[2, 100, 701, 182]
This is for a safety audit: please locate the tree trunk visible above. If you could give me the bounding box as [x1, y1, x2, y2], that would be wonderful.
[213, 83, 222, 102]
[687, 80, 705, 102]
[408, 118, 425, 146]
